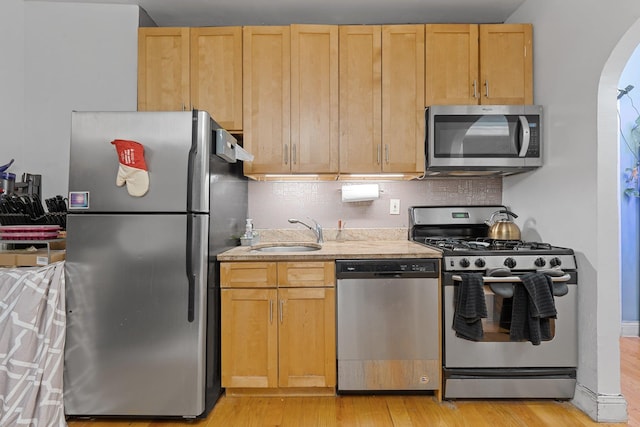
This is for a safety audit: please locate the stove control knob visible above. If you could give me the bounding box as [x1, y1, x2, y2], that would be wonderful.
[459, 258, 470, 268]
[549, 257, 562, 267]
[534, 257, 547, 267]
[475, 258, 486, 268]
[504, 257, 517, 269]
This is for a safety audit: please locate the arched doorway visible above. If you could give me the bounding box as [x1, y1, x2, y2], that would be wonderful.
[618, 44, 640, 337]
[596, 16, 640, 423]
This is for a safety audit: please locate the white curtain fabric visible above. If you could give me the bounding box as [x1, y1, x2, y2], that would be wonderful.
[0, 261, 67, 427]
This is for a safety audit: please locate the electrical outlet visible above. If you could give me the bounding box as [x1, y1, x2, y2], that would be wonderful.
[390, 199, 400, 215]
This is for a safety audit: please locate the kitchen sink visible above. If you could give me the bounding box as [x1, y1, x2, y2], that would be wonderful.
[252, 243, 322, 252]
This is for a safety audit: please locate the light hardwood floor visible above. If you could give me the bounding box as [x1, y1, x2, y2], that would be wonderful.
[67, 338, 639, 427]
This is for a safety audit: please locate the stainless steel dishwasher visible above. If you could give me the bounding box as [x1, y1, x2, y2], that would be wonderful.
[336, 258, 440, 392]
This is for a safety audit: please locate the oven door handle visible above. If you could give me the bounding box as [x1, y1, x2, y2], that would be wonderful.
[451, 273, 571, 298]
[451, 274, 571, 284]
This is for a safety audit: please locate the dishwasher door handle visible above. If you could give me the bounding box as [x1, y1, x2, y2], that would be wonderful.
[374, 273, 404, 278]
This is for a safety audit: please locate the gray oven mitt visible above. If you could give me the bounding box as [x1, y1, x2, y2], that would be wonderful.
[487, 267, 511, 277]
[538, 268, 569, 296]
[487, 267, 514, 298]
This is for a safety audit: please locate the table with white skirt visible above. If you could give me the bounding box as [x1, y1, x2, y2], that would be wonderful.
[0, 261, 67, 427]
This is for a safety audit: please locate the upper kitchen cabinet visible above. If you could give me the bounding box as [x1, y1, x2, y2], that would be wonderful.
[425, 23, 533, 105]
[339, 25, 424, 176]
[137, 27, 243, 131]
[138, 28, 190, 112]
[243, 25, 339, 178]
[425, 24, 478, 105]
[242, 26, 291, 176]
[339, 26, 381, 174]
[479, 24, 533, 105]
[290, 25, 339, 175]
[190, 27, 243, 131]
[381, 25, 425, 174]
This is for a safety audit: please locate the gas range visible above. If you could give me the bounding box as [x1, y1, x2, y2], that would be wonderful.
[409, 205, 577, 272]
[411, 205, 579, 401]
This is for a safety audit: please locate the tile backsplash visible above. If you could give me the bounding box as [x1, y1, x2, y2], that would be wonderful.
[248, 178, 501, 230]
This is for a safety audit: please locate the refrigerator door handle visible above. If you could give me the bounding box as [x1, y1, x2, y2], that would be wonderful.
[186, 213, 207, 323]
[186, 213, 209, 323]
[186, 214, 196, 323]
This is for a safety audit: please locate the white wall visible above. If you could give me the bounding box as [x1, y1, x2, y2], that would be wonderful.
[0, 0, 26, 171]
[506, 0, 640, 422]
[5, 1, 139, 199]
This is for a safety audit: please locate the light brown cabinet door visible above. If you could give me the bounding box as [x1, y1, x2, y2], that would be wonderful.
[278, 287, 336, 387]
[243, 26, 291, 175]
[221, 288, 278, 388]
[382, 25, 425, 174]
[291, 25, 339, 174]
[339, 25, 382, 173]
[425, 24, 479, 105]
[479, 24, 533, 105]
[138, 27, 190, 111]
[190, 27, 243, 131]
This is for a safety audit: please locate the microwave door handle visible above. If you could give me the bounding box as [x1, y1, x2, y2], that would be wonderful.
[518, 115, 531, 157]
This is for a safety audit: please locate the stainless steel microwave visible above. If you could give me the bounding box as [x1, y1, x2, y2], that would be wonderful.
[425, 105, 542, 176]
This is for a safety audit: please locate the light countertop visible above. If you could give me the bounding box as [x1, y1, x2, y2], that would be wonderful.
[217, 239, 442, 261]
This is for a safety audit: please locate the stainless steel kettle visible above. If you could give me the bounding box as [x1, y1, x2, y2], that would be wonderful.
[485, 209, 521, 240]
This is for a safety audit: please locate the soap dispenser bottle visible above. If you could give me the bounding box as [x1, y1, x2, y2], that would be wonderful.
[244, 218, 253, 238]
[240, 219, 254, 246]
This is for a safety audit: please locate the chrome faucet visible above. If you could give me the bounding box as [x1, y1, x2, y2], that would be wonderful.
[288, 218, 324, 244]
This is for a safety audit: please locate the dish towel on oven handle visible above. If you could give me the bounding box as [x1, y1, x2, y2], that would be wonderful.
[453, 272, 488, 341]
[510, 272, 557, 345]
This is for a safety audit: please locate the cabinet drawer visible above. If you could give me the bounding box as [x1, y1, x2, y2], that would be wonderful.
[221, 262, 278, 288]
[277, 261, 335, 287]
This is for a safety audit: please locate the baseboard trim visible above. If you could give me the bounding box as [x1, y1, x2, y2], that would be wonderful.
[621, 321, 639, 337]
[572, 382, 628, 422]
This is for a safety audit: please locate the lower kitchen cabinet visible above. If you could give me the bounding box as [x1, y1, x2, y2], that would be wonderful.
[221, 288, 278, 388]
[220, 261, 336, 393]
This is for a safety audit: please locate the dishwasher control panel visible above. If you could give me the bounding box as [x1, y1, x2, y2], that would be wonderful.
[336, 258, 440, 278]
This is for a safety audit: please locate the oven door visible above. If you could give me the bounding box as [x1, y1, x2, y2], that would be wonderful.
[443, 272, 577, 368]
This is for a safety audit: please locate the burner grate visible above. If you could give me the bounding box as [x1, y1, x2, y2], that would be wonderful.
[421, 237, 487, 251]
[419, 236, 557, 252]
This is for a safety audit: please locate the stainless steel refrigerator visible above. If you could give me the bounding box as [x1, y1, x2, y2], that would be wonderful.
[64, 110, 248, 418]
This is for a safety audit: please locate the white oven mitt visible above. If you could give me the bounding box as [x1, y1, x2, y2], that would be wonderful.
[111, 139, 149, 197]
